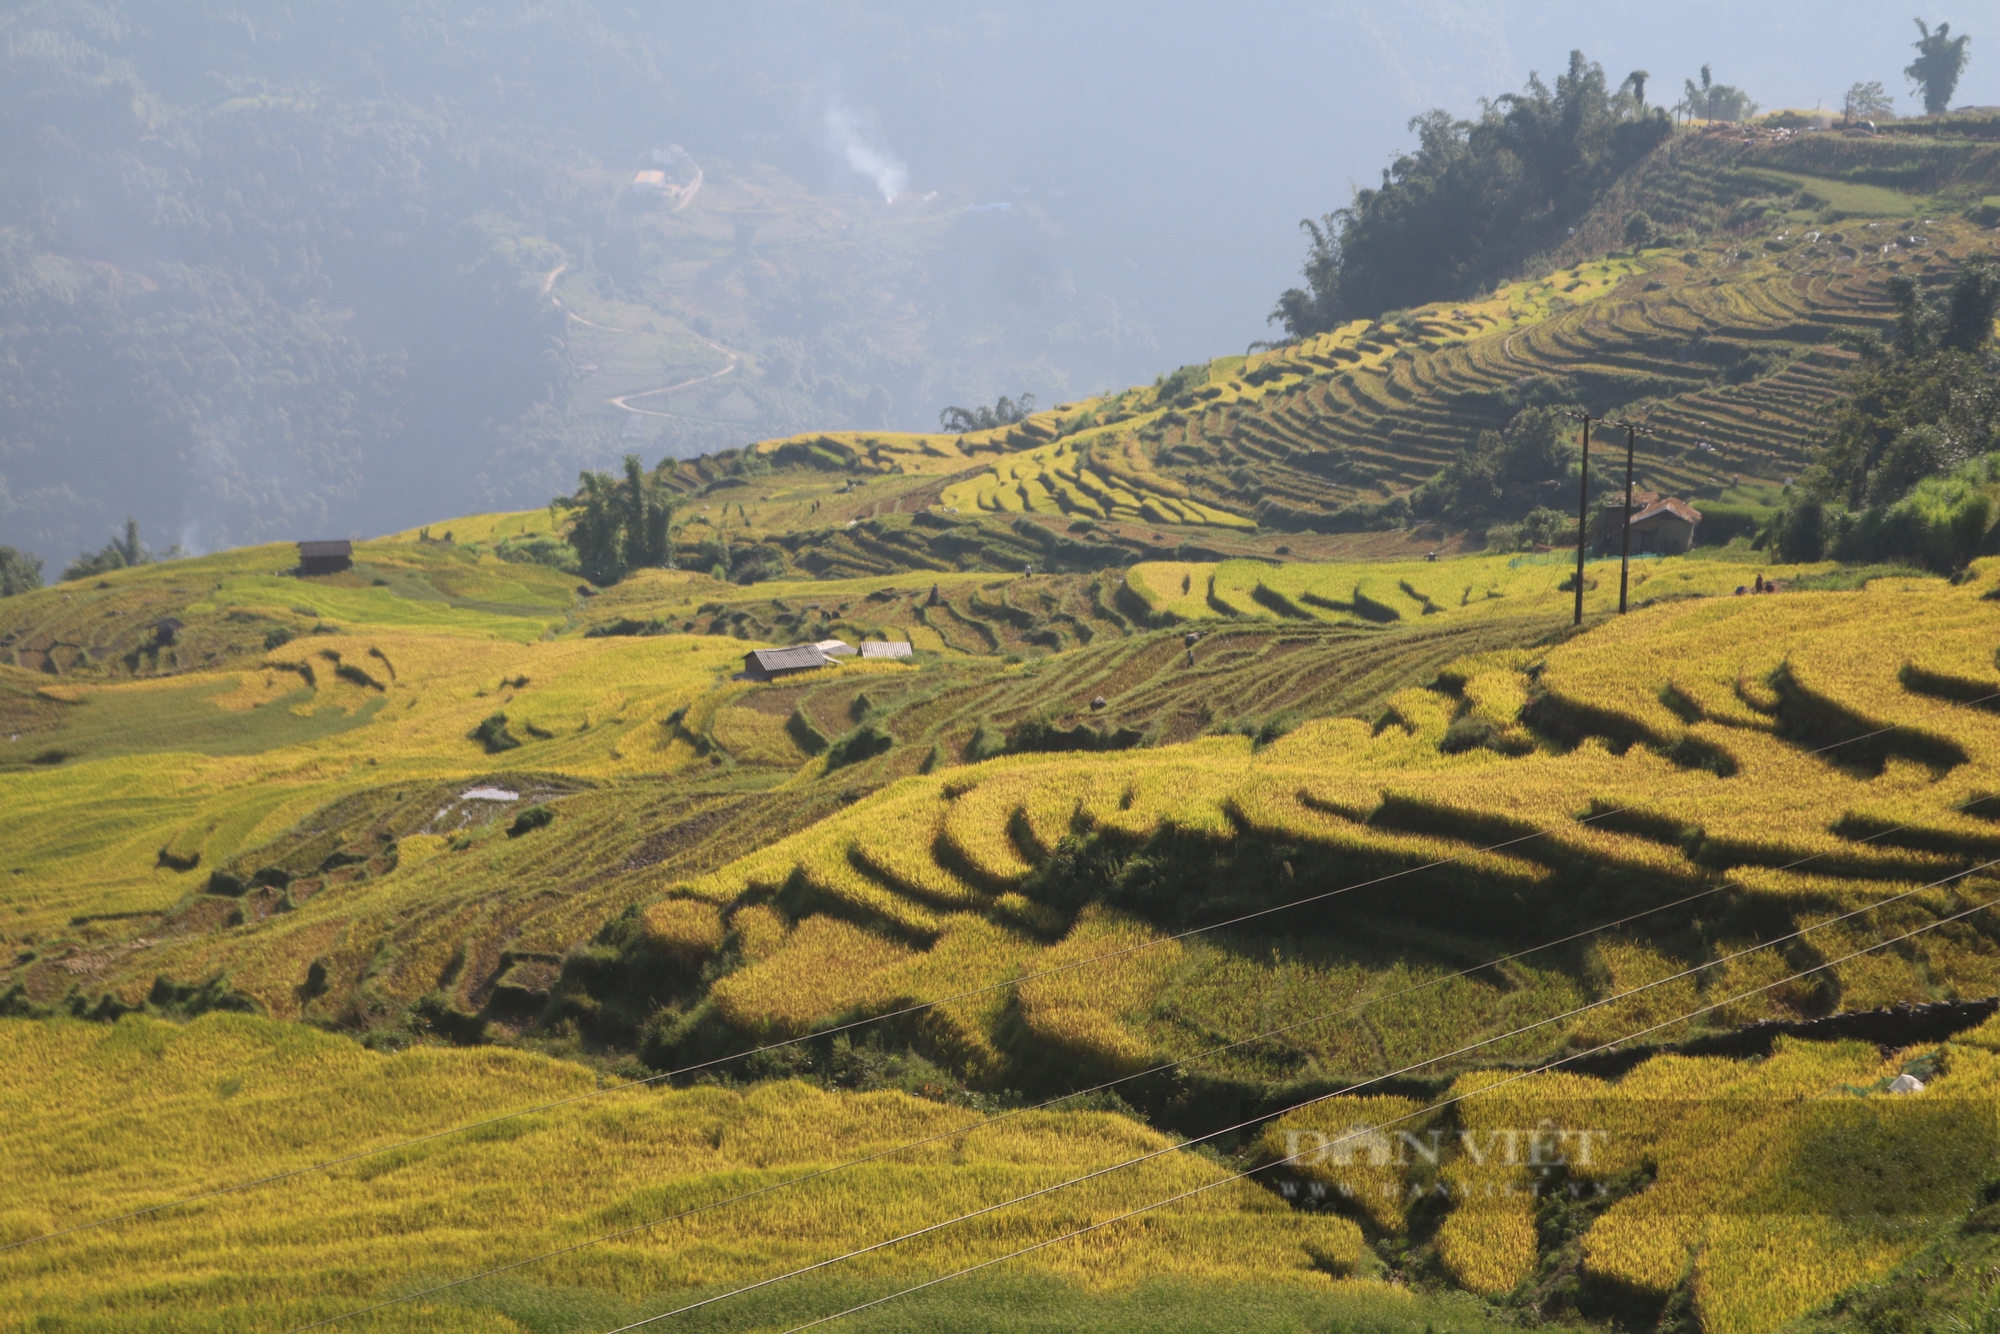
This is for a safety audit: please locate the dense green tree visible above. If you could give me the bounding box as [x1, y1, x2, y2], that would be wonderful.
[1680, 65, 1758, 123]
[1775, 259, 2000, 567]
[62, 519, 150, 582]
[939, 394, 1036, 433]
[1270, 51, 1670, 337]
[1796, 261, 2000, 510]
[1907, 19, 1972, 116]
[0, 546, 42, 596]
[1843, 80, 1896, 123]
[1411, 405, 1582, 530]
[554, 455, 677, 585]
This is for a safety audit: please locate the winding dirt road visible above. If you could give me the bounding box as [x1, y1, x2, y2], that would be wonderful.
[541, 261, 741, 418]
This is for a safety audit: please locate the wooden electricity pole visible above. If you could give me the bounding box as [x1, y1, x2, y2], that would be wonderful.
[1608, 419, 1657, 614]
[1564, 410, 1601, 626]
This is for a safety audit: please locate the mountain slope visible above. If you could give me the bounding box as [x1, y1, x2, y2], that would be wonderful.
[668, 126, 2000, 572]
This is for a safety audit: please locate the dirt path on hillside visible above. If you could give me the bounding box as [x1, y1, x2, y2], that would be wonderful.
[542, 261, 741, 416]
[606, 345, 741, 416]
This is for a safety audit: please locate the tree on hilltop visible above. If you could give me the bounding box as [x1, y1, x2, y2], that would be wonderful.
[63, 518, 166, 582]
[1270, 51, 1670, 338]
[1843, 81, 1896, 124]
[1681, 65, 1758, 123]
[1907, 19, 1971, 116]
[555, 455, 677, 585]
[0, 547, 42, 596]
[939, 394, 1036, 434]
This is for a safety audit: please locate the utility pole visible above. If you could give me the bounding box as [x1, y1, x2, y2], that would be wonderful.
[1564, 410, 1601, 626]
[1608, 419, 1658, 614]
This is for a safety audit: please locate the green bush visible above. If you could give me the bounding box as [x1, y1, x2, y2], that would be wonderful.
[1841, 467, 1994, 571]
[1440, 716, 1502, 754]
[1774, 496, 1829, 562]
[786, 707, 830, 756]
[965, 720, 1006, 762]
[1005, 717, 1144, 754]
[824, 723, 894, 770]
[507, 805, 554, 837]
[494, 534, 579, 572]
[1152, 364, 1208, 407]
[1692, 503, 1771, 546]
[471, 713, 521, 753]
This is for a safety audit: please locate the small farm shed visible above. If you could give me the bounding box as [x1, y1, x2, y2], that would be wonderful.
[813, 639, 857, 657]
[1594, 491, 1660, 551]
[1626, 498, 1702, 554]
[742, 645, 832, 681]
[298, 540, 353, 576]
[860, 642, 912, 660]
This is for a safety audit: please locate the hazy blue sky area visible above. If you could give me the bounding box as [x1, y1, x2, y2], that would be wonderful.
[1, 1, 1992, 556]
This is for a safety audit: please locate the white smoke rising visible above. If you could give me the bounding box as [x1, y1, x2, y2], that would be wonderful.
[823, 101, 908, 202]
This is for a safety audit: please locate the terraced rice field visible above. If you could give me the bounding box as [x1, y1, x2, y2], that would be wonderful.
[0, 1013, 1374, 1331]
[730, 160, 1990, 550]
[646, 560, 2000, 1096]
[1270, 1028, 2000, 1334]
[1120, 551, 1833, 627]
[9, 125, 2000, 1331]
[772, 218, 1975, 539]
[1149, 227, 1926, 530]
[0, 529, 1581, 1032]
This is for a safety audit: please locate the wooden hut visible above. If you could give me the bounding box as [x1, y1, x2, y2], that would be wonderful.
[298, 540, 353, 576]
[1596, 494, 1702, 555]
[1626, 498, 1702, 554]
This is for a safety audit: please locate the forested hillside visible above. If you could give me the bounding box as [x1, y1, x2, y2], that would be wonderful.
[0, 3, 1142, 563]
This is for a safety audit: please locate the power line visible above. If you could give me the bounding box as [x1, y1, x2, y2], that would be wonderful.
[14, 692, 1987, 1255]
[591, 856, 1999, 1334]
[771, 887, 2000, 1334]
[281, 785, 1990, 1333]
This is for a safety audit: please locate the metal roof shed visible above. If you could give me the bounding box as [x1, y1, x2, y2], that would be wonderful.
[742, 645, 832, 681]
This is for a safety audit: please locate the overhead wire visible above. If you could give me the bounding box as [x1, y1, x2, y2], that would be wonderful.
[281, 783, 1999, 1332]
[585, 855, 2000, 1333]
[14, 690, 1992, 1257]
[767, 885, 2000, 1334]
